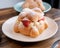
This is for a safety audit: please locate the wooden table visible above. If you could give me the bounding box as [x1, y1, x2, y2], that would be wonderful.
[0, 8, 60, 48]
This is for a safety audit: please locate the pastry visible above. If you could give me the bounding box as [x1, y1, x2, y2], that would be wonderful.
[22, 0, 38, 9]
[34, 0, 45, 11]
[14, 8, 48, 37]
[22, 0, 45, 11]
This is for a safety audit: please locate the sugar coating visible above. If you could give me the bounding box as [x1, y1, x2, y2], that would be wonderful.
[31, 26, 39, 32]
[22, 17, 29, 20]
[18, 22, 24, 28]
[22, 8, 44, 18]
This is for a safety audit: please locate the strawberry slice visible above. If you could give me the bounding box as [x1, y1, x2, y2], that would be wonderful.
[22, 20, 31, 27]
[38, 17, 45, 22]
[41, 17, 45, 21]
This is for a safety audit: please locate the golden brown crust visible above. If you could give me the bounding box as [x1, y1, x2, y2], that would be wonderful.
[18, 27, 31, 36]
[14, 22, 19, 33]
[22, 0, 45, 11]
[30, 29, 39, 38]
[44, 23, 48, 29]
[35, 0, 45, 11]
[14, 8, 48, 38]
[22, 0, 38, 9]
[22, 2, 29, 8]
[14, 22, 48, 37]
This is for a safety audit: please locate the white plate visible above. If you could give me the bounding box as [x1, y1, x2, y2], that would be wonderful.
[13, 1, 51, 12]
[2, 16, 58, 42]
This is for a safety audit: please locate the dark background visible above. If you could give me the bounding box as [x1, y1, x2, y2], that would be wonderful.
[43, 0, 60, 9]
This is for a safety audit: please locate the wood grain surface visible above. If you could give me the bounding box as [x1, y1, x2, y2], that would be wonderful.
[0, 8, 60, 48]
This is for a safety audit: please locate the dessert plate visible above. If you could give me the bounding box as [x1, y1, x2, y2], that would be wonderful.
[13, 1, 51, 12]
[2, 16, 58, 42]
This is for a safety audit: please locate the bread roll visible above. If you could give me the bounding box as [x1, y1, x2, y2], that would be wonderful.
[22, 0, 45, 11]
[14, 8, 48, 38]
[22, 0, 38, 9]
[34, 0, 45, 11]
[30, 26, 39, 37]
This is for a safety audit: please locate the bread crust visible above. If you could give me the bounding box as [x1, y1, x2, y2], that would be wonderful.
[22, 0, 45, 11]
[14, 8, 48, 38]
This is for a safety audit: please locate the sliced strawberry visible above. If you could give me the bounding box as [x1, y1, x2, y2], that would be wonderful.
[38, 17, 45, 22]
[41, 17, 45, 21]
[22, 20, 31, 27]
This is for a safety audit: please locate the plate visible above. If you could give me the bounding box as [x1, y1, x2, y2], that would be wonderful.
[13, 1, 51, 12]
[2, 16, 58, 42]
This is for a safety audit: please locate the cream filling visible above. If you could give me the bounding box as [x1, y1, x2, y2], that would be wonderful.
[31, 26, 39, 32]
[22, 17, 29, 20]
[18, 22, 24, 29]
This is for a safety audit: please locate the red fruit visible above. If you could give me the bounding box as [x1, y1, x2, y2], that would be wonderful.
[38, 17, 45, 22]
[41, 17, 45, 21]
[22, 20, 31, 27]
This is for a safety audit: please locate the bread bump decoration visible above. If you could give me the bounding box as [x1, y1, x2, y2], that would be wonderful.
[22, 0, 38, 9]
[22, 0, 45, 11]
[34, 0, 45, 11]
[14, 8, 48, 38]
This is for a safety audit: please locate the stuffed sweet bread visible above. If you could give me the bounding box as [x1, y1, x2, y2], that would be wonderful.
[14, 8, 48, 37]
[22, 0, 45, 11]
